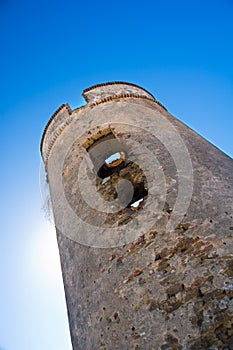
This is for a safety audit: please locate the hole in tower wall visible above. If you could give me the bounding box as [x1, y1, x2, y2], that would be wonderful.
[129, 197, 144, 210]
[84, 130, 127, 179]
[127, 180, 148, 210]
[83, 129, 148, 212]
[105, 151, 125, 168]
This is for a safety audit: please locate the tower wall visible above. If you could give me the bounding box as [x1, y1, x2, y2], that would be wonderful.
[41, 82, 233, 350]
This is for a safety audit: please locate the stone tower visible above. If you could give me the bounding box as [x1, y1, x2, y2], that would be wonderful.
[41, 82, 233, 350]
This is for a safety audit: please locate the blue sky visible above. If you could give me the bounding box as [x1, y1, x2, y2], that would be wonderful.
[0, 0, 233, 349]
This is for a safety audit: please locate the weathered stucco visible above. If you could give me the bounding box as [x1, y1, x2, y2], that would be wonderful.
[41, 82, 233, 350]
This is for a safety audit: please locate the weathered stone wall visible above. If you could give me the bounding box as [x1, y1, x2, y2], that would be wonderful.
[41, 82, 233, 350]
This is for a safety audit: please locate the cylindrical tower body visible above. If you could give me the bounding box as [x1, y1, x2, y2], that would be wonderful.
[41, 82, 233, 350]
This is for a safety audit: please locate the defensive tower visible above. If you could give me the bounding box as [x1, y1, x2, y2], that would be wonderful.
[41, 82, 233, 349]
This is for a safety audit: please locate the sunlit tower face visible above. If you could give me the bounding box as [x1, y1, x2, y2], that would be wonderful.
[41, 82, 233, 350]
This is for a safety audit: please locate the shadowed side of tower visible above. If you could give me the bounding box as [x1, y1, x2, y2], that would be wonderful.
[41, 82, 233, 350]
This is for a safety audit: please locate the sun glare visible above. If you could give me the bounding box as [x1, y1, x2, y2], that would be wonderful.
[31, 220, 61, 284]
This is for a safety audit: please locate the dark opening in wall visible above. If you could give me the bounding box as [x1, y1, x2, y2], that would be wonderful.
[84, 129, 148, 212]
[98, 150, 127, 179]
[127, 184, 148, 210]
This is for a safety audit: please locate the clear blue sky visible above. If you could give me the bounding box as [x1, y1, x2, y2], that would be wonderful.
[0, 1, 232, 349]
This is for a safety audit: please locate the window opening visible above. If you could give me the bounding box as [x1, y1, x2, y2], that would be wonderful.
[105, 151, 125, 168]
[84, 129, 148, 218]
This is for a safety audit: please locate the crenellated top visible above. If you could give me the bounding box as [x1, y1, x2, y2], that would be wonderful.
[40, 103, 72, 164]
[82, 81, 155, 104]
[40, 82, 166, 168]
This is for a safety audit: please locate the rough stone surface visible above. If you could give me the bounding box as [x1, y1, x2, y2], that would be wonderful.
[41, 82, 233, 350]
